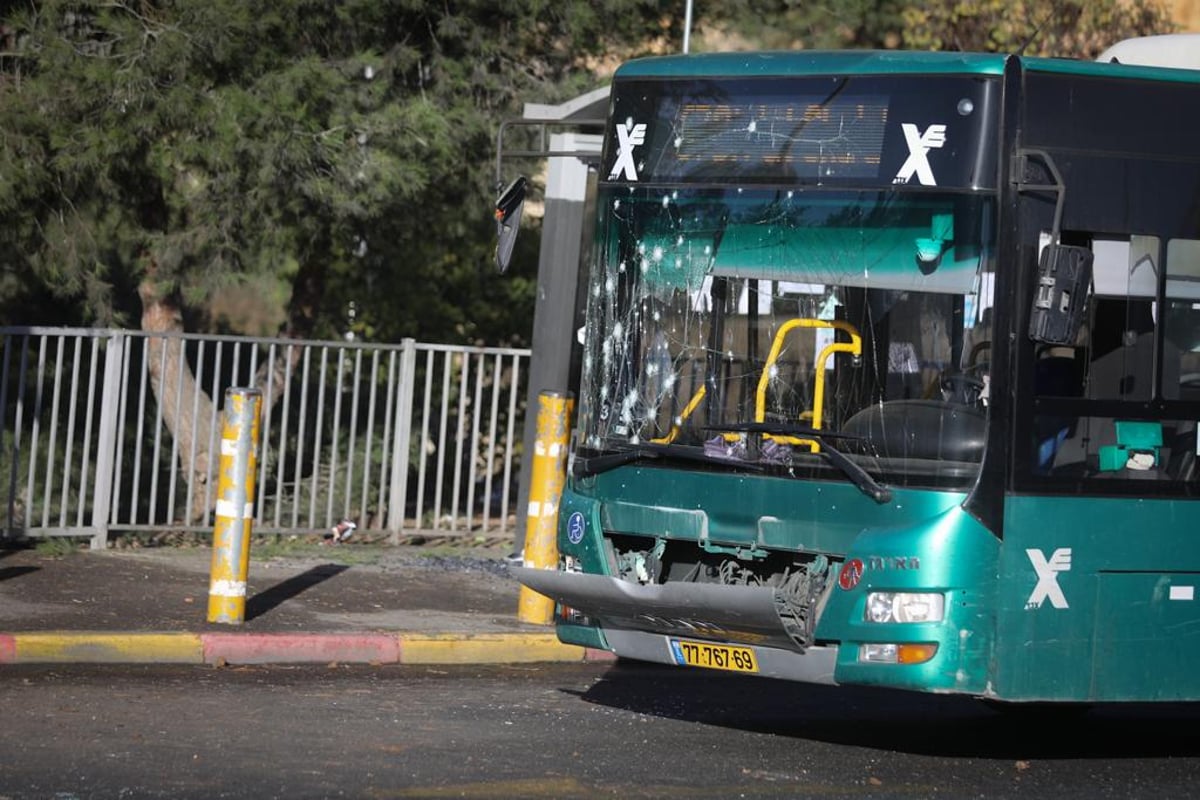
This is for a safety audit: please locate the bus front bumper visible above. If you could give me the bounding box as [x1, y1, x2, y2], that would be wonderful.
[604, 628, 839, 684]
[511, 566, 838, 684]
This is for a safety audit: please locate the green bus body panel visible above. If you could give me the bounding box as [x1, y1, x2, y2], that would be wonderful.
[557, 467, 1000, 693]
[556, 621, 609, 651]
[614, 50, 1008, 79]
[564, 466, 967, 566]
[818, 506, 998, 694]
[997, 495, 1200, 702]
[1024, 55, 1200, 84]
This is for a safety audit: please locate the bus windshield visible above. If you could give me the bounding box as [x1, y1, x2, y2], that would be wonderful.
[578, 185, 996, 490]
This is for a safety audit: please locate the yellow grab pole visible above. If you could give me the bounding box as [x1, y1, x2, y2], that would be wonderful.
[207, 388, 262, 624]
[517, 391, 573, 625]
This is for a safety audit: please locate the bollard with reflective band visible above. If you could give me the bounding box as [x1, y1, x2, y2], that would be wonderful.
[517, 391, 573, 624]
[208, 388, 262, 624]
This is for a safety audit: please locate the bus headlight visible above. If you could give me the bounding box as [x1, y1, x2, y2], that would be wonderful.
[864, 592, 945, 624]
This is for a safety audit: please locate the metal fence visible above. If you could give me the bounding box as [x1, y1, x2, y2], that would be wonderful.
[0, 327, 531, 548]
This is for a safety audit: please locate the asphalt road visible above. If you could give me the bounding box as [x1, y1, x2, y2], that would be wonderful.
[1, 661, 1199, 799]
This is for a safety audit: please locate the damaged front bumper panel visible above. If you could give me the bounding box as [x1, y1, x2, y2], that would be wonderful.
[512, 567, 838, 684]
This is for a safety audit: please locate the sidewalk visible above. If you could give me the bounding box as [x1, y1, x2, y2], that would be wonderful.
[0, 540, 612, 666]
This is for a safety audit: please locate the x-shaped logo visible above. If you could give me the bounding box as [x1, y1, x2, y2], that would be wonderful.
[1026, 548, 1072, 609]
[895, 123, 947, 186]
[609, 121, 647, 181]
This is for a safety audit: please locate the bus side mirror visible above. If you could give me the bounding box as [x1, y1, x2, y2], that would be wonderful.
[494, 176, 528, 273]
[1029, 244, 1093, 345]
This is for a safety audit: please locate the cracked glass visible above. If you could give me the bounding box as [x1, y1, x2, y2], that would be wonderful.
[577, 74, 1000, 489]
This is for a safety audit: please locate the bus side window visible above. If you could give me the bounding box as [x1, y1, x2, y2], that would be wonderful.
[1164, 238, 1200, 401]
[1086, 299, 1164, 403]
[1033, 348, 1084, 472]
[1048, 297, 1191, 479]
[1042, 300, 1154, 475]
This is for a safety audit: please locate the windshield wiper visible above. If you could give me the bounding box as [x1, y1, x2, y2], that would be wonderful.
[714, 422, 892, 505]
[572, 445, 659, 477]
[572, 441, 767, 479]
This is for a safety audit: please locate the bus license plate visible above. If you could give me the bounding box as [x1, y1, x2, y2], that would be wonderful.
[669, 639, 758, 673]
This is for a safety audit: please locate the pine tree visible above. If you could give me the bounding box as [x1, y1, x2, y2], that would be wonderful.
[0, 0, 676, 517]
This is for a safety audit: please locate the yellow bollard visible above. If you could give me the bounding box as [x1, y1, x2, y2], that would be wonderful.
[517, 391, 573, 624]
[207, 388, 262, 624]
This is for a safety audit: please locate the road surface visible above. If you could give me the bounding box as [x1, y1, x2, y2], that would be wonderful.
[1, 661, 1198, 798]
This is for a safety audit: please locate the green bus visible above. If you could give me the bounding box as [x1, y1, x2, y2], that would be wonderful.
[509, 41, 1200, 703]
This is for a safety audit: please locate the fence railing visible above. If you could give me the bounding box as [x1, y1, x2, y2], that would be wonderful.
[0, 327, 531, 548]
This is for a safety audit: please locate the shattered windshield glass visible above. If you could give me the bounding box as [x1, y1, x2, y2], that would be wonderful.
[577, 186, 996, 489]
[576, 73, 1000, 490]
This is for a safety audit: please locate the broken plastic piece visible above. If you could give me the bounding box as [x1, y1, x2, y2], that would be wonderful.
[322, 520, 357, 545]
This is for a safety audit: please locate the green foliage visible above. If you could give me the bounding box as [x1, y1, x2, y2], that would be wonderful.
[698, 0, 1174, 54]
[0, 0, 675, 342]
[900, 0, 1177, 57]
[699, 0, 905, 51]
[34, 537, 80, 557]
[248, 537, 390, 564]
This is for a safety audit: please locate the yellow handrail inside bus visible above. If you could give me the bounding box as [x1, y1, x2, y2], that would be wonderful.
[651, 384, 706, 444]
[648, 318, 861, 450]
[754, 318, 862, 449]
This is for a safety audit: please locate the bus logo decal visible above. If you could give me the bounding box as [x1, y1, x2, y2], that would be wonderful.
[609, 121, 647, 181]
[895, 123, 947, 186]
[1025, 548, 1072, 609]
[868, 555, 920, 571]
[838, 558, 864, 591]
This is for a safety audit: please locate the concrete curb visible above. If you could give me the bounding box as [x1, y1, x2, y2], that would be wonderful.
[0, 631, 617, 666]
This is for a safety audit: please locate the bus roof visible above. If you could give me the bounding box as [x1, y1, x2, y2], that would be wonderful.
[613, 50, 1008, 79]
[613, 48, 1200, 85]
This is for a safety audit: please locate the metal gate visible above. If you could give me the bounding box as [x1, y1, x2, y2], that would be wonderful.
[0, 327, 530, 548]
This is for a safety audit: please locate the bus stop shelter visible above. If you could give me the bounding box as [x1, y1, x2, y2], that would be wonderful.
[496, 86, 608, 545]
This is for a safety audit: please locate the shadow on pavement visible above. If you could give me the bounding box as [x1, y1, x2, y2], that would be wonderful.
[575, 661, 1200, 759]
[246, 563, 350, 621]
[0, 565, 40, 582]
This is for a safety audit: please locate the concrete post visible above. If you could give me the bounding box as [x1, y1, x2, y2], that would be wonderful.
[516, 391, 573, 624]
[207, 388, 262, 624]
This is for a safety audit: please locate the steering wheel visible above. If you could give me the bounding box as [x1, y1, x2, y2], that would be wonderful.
[940, 372, 987, 405]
